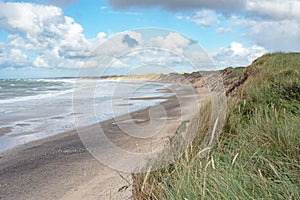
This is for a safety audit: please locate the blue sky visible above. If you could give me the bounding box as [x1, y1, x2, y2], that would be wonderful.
[0, 0, 299, 78]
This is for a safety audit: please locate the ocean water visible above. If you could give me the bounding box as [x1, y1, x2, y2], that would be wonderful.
[0, 78, 171, 152]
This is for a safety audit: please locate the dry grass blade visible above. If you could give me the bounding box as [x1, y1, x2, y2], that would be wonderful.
[141, 166, 152, 192]
[231, 153, 239, 166]
[197, 147, 211, 158]
[208, 117, 219, 146]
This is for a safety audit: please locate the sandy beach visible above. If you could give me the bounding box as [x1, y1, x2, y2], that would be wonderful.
[0, 83, 204, 200]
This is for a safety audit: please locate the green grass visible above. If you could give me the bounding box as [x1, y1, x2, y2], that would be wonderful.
[222, 66, 246, 83]
[133, 53, 300, 199]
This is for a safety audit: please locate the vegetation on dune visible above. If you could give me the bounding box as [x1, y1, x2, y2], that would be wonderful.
[133, 53, 300, 199]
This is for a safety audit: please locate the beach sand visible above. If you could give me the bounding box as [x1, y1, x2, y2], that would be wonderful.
[0, 84, 207, 200]
[0, 127, 12, 137]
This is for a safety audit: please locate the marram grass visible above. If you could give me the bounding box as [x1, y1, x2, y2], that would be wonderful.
[133, 53, 300, 200]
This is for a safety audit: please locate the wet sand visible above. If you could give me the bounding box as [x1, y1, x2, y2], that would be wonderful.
[0, 84, 203, 200]
[0, 127, 12, 137]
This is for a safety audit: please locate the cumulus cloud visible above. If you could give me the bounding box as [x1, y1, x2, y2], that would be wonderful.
[0, 2, 90, 53]
[89, 30, 193, 68]
[232, 16, 300, 52]
[0, 45, 29, 68]
[33, 56, 49, 68]
[101, 31, 142, 55]
[108, 0, 246, 12]
[0, 1, 102, 69]
[83, 30, 206, 75]
[1, 0, 298, 74]
[209, 41, 267, 68]
[150, 32, 192, 54]
[0, 2, 62, 36]
[0, 2, 213, 74]
[85, 31, 143, 70]
[239, 1, 300, 52]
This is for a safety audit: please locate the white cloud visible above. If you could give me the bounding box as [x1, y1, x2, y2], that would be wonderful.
[108, 48, 197, 74]
[0, 1, 94, 68]
[10, 49, 28, 62]
[239, 1, 300, 52]
[232, 16, 300, 51]
[109, 59, 130, 69]
[85, 31, 143, 71]
[175, 1, 300, 52]
[1, 0, 299, 74]
[0, 2, 62, 34]
[230, 42, 249, 57]
[97, 32, 107, 40]
[246, 0, 300, 20]
[0, 46, 29, 67]
[185, 10, 220, 27]
[102, 31, 142, 55]
[216, 27, 232, 34]
[84, 31, 201, 74]
[150, 32, 192, 54]
[209, 41, 267, 68]
[33, 56, 49, 68]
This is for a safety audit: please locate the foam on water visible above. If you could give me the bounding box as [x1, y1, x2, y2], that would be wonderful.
[0, 78, 172, 152]
[0, 89, 74, 104]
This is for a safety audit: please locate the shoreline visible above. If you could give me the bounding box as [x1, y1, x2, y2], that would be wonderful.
[0, 92, 174, 157]
[0, 94, 170, 155]
[0, 79, 172, 153]
[0, 83, 203, 200]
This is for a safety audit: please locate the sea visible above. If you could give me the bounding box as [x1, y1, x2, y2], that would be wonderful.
[0, 78, 171, 152]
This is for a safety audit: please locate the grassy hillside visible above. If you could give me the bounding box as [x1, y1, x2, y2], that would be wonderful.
[134, 53, 300, 199]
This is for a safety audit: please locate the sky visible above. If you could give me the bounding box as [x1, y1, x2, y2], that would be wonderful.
[0, 0, 299, 78]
